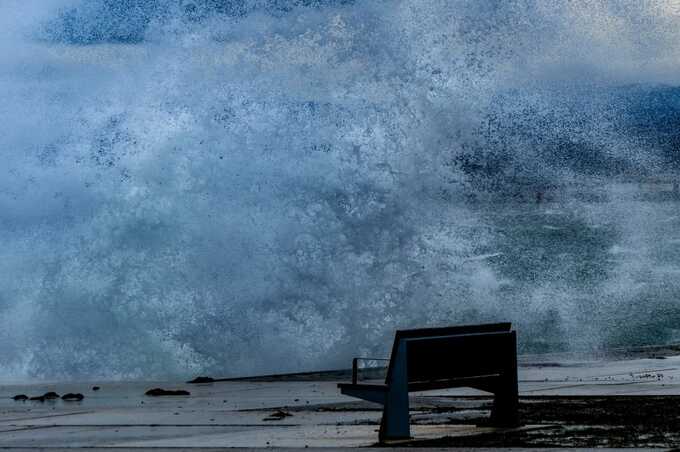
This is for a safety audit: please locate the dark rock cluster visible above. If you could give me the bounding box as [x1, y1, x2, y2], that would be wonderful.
[12, 390, 86, 402]
[145, 388, 190, 396]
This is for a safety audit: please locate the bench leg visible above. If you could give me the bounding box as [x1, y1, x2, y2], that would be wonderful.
[379, 341, 410, 441]
[490, 331, 519, 426]
[379, 386, 410, 441]
[490, 386, 519, 426]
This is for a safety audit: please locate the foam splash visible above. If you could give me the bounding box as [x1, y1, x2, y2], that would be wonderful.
[2, 0, 680, 380]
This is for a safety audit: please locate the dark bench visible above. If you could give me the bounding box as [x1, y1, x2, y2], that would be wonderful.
[338, 322, 518, 441]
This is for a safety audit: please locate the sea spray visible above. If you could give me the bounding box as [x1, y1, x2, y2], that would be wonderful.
[2, 0, 680, 380]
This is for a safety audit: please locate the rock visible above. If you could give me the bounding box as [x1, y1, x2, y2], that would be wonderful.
[187, 376, 215, 384]
[92, 386, 101, 391]
[145, 388, 190, 396]
[29, 391, 59, 402]
[62, 393, 84, 401]
[263, 409, 293, 421]
[12, 394, 28, 401]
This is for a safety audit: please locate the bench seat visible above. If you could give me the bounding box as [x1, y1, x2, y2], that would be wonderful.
[339, 373, 502, 393]
[337, 323, 518, 442]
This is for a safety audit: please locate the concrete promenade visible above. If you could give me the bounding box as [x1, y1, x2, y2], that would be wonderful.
[2, 353, 680, 449]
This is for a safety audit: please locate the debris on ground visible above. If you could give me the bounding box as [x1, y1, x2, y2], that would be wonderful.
[409, 396, 680, 448]
[263, 409, 293, 421]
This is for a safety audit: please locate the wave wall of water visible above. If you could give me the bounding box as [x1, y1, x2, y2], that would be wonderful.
[3, 0, 680, 380]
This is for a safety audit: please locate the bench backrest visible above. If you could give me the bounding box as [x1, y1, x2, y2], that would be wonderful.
[385, 322, 513, 385]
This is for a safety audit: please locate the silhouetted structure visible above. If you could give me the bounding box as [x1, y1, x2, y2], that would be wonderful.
[338, 322, 519, 442]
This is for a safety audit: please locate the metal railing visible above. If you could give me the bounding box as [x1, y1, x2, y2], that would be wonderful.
[351, 357, 390, 384]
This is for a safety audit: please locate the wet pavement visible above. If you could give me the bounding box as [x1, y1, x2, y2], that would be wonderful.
[2, 353, 680, 449]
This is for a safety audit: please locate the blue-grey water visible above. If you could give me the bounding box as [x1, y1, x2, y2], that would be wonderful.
[3, 0, 680, 380]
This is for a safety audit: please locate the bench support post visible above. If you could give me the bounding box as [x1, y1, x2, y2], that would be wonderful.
[379, 341, 410, 442]
[489, 331, 519, 426]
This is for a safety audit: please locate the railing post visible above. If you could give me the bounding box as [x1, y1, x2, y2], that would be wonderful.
[352, 357, 358, 384]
